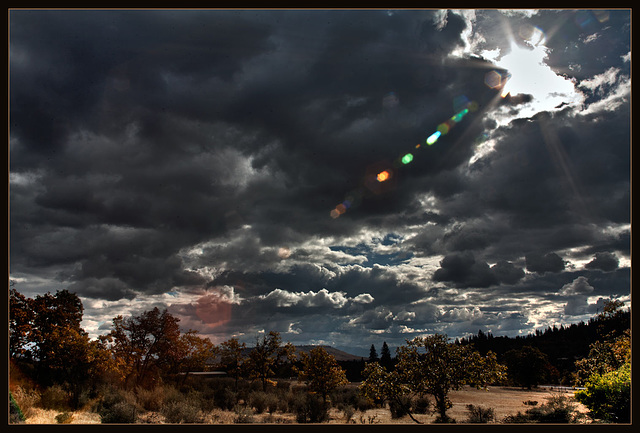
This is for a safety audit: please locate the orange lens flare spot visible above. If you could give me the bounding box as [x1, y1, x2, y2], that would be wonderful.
[377, 170, 391, 182]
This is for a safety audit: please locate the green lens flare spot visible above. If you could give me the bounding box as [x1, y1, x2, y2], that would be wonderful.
[401, 153, 414, 164]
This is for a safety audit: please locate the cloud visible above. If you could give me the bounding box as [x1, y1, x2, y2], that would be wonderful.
[560, 276, 594, 296]
[432, 252, 524, 288]
[9, 10, 630, 353]
[585, 252, 619, 272]
[526, 252, 566, 274]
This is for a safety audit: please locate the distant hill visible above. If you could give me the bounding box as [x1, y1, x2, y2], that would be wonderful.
[234, 344, 363, 362]
[293, 345, 364, 362]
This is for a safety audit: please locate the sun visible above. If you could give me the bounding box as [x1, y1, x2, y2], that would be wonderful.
[491, 38, 581, 117]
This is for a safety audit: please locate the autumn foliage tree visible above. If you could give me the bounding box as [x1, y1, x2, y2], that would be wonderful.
[216, 337, 247, 392]
[9, 287, 112, 407]
[246, 331, 296, 391]
[297, 347, 348, 403]
[100, 307, 182, 389]
[360, 334, 506, 423]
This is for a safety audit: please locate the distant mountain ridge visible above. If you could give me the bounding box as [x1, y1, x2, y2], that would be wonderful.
[235, 344, 363, 362]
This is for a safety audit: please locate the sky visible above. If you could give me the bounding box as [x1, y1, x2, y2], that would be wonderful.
[9, 9, 631, 356]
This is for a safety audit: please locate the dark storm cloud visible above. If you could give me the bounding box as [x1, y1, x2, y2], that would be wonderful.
[525, 252, 566, 275]
[432, 252, 525, 288]
[10, 10, 630, 349]
[585, 252, 619, 272]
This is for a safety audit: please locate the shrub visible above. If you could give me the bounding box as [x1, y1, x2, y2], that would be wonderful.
[293, 393, 329, 423]
[55, 412, 74, 424]
[503, 395, 582, 423]
[135, 386, 164, 412]
[11, 386, 39, 419]
[100, 401, 139, 423]
[575, 362, 630, 423]
[465, 404, 495, 423]
[233, 404, 255, 423]
[10, 392, 26, 423]
[213, 387, 238, 411]
[40, 385, 71, 411]
[161, 399, 204, 423]
[413, 395, 430, 414]
[248, 391, 269, 413]
[342, 404, 356, 423]
[97, 387, 140, 424]
[389, 395, 412, 419]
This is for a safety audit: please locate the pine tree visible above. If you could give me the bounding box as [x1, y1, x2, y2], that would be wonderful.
[380, 341, 392, 369]
[369, 344, 379, 362]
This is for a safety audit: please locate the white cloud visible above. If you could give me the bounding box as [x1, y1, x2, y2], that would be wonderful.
[353, 293, 375, 304]
[560, 276, 594, 296]
[260, 288, 350, 308]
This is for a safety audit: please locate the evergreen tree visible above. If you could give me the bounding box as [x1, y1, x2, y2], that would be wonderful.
[380, 341, 392, 369]
[369, 344, 379, 362]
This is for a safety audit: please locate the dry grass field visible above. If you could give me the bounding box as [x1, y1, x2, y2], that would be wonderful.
[20, 385, 587, 424]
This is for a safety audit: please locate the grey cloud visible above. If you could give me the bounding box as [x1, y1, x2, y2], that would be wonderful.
[585, 252, 619, 272]
[526, 252, 566, 274]
[432, 252, 524, 288]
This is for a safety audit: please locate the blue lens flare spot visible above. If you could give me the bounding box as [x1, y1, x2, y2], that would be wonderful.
[427, 131, 441, 145]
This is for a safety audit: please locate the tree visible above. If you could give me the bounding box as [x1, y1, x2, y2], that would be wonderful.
[360, 334, 506, 423]
[380, 341, 393, 370]
[10, 288, 108, 407]
[369, 344, 379, 363]
[298, 347, 348, 403]
[504, 345, 550, 389]
[9, 287, 34, 359]
[217, 337, 247, 392]
[173, 330, 215, 384]
[573, 303, 630, 423]
[101, 307, 182, 388]
[246, 331, 296, 391]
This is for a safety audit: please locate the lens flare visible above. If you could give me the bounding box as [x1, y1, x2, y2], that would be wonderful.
[377, 170, 391, 182]
[331, 98, 482, 218]
[427, 131, 441, 145]
[401, 153, 414, 164]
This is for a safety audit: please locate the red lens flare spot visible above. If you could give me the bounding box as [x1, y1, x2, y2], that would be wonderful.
[377, 170, 391, 182]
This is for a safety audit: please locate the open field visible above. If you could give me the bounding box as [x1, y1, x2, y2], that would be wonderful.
[21, 385, 588, 424]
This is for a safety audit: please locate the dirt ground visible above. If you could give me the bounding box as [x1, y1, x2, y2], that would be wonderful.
[23, 385, 588, 424]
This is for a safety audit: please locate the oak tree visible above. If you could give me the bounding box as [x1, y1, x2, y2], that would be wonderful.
[298, 346, 348, 402]
[360, 334, 506, 423]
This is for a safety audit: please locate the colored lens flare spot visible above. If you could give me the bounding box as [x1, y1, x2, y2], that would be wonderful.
[401, 153, 414, 164]
[427, 131, 441, 145]
[377, 170, 391, 182]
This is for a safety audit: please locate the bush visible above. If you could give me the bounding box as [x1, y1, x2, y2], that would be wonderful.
[55, 412, 74, 424]
[233, 404, 255, 423]
[40, 385, 71, 411]
[503, 395, 582, 423]
[11, 386, 39, 419]
[10, 392, 26, 423]
[413, 396, 430, 414]
[248, 391, 269, 414]
[465, 404, 495, 423]
[342, 404, 356, 423]
[389, 395, 412, 418]
[575, 362, 630, 423]
[97, 387, 140, 424]
[135, 386, 164, 412]
[100, 401, 139, 423]
[293, 393, 329, 423]
[161, 399, 204, 423]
